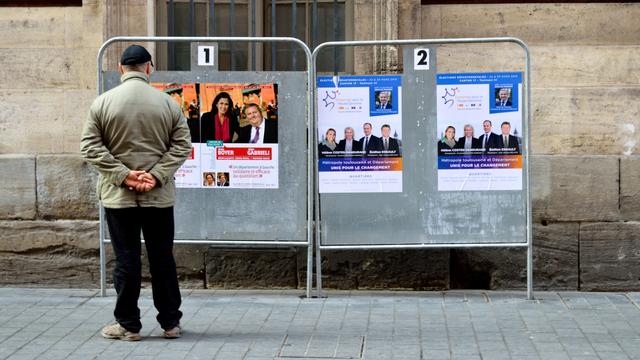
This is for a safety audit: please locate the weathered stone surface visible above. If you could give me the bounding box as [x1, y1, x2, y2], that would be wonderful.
[620, 157, 640, 221]
[531, 156, 619, 222]
[532, 222, 579, 290]
[0, 89, 96, 154]
[0, 220, 99, 287]
[0, 0, 102, 90]
[422, 3, 640, 45]
[320, 250, 449, 290]
[436, 45, 640, 88]
[435, 43, 524, 74]
[104, 0, 152, 70]
[399, 0, 421, 39]
[450, 248, 526, 290]
[37, 154, 99, 220]
[353, 0, 400, 74]
[0, 48, 95, 90]
[0, 155, 36, 220]
[531, 87, 640, 156]
[205, 249, 299, 288]
[63, 90, 96, 153]
[449, 223, 579, 290]
[531, 46, 640, 88]
[71, 1, 105, 48]
[76, 47, 100, 91]
[0, 7, 69, 49]
[420, 4, 440, 41]
[0, 4, 103, 49]
[0, 220, 98, 252]
[580, 222, 640, 291]
[175, 245, 207, 287]
[0, 90, 65, 154]
[0, 253, 99, 287]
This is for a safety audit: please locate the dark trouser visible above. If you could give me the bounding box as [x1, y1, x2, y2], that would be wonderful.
[105, 206, 182, 333]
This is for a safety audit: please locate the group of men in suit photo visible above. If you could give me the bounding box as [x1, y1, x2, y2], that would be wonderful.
[438, 120, 521, 156]
[319, 122, 401, 158]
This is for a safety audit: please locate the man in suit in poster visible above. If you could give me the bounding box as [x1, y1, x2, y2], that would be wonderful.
[478, 120, 499, 152]
[360, 122, 382, 156]
[498, 121, 521, 154]
[495, 88, 513, 107]
[376, 91, 392, 110]
[217, 172, 230, 186]
[380, 124, 400, 156]
[235, 103, 278, 143]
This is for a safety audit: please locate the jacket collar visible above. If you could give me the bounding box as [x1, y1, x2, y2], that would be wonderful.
[120, 71, 149, 83]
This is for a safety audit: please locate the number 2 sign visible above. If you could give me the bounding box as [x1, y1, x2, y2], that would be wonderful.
[414, 48, 430, 70]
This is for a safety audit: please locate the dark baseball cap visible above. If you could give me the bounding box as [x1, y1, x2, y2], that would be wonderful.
[120, 45, 153, 66]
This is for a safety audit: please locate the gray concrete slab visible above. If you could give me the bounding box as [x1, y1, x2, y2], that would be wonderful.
[0, 289, 639, 359]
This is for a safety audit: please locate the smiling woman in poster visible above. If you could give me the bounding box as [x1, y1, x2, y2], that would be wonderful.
[203, 172, 216, 187]
[438, 126, 457, 155]
[200, 92, 240, 143]
[319, 128, 338, 157]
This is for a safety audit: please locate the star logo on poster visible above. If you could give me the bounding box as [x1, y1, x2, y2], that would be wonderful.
[441, 87, 459, 108]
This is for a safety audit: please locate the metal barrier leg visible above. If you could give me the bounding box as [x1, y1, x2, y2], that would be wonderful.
[527, 238, 533, 300]
[315, 241, 323, 298]
[306, 242, 313, 298]
[99, 205, 107, 297]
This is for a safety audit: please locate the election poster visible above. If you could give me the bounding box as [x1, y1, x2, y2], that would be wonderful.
[436, 72, 523, 191]
[152, 82, 279, 189]
[317, 75, 403, 193]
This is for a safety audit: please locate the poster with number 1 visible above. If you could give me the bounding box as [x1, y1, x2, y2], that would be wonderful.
[152, 82, 279, 189]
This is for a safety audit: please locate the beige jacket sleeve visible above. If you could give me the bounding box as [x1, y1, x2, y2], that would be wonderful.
[148, 102, 192, 187]
[80, 102, 130, 187]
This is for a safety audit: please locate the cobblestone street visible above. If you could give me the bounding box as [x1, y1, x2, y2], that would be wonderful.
[0, 289, 639, 359]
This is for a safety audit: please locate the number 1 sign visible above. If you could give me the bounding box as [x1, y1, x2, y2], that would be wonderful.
[198, 45, 215, 66]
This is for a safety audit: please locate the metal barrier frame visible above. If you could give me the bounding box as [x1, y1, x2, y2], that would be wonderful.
[312, 38, 533, 300]
[97, 36, 314, 298]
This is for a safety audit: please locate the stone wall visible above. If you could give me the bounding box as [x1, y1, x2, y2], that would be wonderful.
[0, 2, 104, 287]
[0, 1, 638, 292]
[416, 2, 640, 291]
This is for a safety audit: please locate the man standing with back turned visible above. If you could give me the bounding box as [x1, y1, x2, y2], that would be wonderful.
[81, 45, 192, 341]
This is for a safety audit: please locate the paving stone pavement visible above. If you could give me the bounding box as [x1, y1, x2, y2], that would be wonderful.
[0, 288, 639, 359]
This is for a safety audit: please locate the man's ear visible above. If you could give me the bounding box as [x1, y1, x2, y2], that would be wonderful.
[145, 62, 152, 76]
[118, 63, 125, 75]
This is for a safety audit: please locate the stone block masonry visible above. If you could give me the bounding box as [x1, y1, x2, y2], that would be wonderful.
[1, 1, 639, 290]
[0, 153, 636, 290]
[0, 155, 36, 220]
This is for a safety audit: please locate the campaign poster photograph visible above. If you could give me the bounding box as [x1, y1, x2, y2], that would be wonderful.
[317, 75, 403, 193]
[436, 72, 523, 191]
[152, 82, 279, 189]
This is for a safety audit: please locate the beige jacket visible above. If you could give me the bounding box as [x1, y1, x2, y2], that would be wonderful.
[81, 71, 192, 208]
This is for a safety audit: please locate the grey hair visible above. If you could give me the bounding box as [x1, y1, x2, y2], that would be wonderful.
[121, 61, 150, 73]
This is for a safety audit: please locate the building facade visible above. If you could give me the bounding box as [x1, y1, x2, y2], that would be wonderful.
[0, 0, 638, 291]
